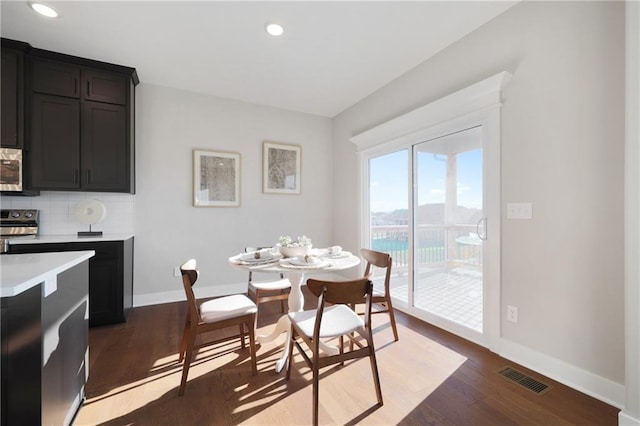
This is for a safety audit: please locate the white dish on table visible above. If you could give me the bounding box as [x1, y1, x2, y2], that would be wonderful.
[325, 251, 351, 259]
[229, 251, 282, 265]
[279, 256, 329, 269]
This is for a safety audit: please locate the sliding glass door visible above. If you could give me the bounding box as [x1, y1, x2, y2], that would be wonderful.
[413, 127, 484, 332]
[359, 74, 506, 348]
[368, 150, 409, 299]
[366, 126, 491, 344]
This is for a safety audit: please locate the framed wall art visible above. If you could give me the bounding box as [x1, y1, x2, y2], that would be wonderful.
[263, 141, 301, 194]
[193, 149, 241, 207]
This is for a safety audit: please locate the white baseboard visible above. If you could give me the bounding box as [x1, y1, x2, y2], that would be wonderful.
[496, 338, 625, 409]
[619, 411, 640, 426]
[133, 282, 246, 307]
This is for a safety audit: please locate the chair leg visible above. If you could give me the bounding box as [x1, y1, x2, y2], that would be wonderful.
[247, 315, 258, 375]
[312, 354, 320, 426]
[286, 329, 295, 380]
[178, 328, 197, 396]
[249, 287, 261, 325]
[385, 296, 399, 341]
[349, 304, 356, 351]
[239, 324, 246, 348]
[367, 337, 383, 406]
[339, 335, 344, 366]
[178, 317, 189, 362]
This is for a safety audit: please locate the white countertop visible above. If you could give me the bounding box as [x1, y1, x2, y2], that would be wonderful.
[0, 250, 95, 298]
[9, 233, 134, 245]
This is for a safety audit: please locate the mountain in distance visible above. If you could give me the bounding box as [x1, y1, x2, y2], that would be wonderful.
[372, 203, 482, 225]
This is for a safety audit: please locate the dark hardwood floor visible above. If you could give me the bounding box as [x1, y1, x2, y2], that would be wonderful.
[74, 290, 619, 425]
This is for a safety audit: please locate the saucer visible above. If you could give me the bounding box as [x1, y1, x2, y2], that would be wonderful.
[325, 251, 351, 259]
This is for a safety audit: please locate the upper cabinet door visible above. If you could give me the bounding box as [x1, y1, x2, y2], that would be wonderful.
[33, 59, 80, 98]
[82, 101, 128, 192]
[31, 94, 81, 189]
[1, 48, 25, 148]
[83, 69, 127, 105]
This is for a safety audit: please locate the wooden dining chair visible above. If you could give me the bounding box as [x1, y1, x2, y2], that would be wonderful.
[245, 246, 290, 320]
[356, 248, 399, 341]
[286, 277, 383, 426]
[178, 259, 258, 396]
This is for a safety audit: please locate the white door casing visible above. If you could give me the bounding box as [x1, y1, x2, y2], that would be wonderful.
[351, 72, 511, 350]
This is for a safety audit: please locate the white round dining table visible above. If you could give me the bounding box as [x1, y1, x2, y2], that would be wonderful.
[229, 250, 361, 372]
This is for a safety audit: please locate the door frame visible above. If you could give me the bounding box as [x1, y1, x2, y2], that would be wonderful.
[351, 72, 510, 351]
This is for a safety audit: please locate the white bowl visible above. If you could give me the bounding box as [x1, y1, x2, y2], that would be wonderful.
[279, 245, 312, 258]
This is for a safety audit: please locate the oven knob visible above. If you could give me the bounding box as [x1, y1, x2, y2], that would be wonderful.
[10, 211, 20, 218]
[24, 211, 34, 219]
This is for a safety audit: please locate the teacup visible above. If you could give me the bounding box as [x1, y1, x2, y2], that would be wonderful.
[328, 246, 342, 256]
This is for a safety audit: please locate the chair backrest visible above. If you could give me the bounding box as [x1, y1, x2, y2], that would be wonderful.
[307, 277, 372, 305]
[307, 278, 374, 340]
[361, 248, 392, 292]
[180, 259, 200, 324]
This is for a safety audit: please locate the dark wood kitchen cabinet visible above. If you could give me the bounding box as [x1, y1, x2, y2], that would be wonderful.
[30, 49, 137, 193]
[32, 59, 128, 105]
[82, 101, 128, 191]
[84, 68, 128, 105]
[31, 94, 81, 189]
[1, 39, 28, 148]
[32, 58, 80, 99]
[10, 237, 134, 327]
[1, 39, 40, 196]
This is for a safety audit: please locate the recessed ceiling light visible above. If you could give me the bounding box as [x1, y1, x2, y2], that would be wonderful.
[265, 23, 284, 37]
[29, 2, 59, 18]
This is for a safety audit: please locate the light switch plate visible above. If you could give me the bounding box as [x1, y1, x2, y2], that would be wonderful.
[507, 202, 533, 219]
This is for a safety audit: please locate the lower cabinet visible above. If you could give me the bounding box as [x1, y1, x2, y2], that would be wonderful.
[1, 284, 42, 426]
[1, 260, 89, 426]
[10, 238, 133, 327]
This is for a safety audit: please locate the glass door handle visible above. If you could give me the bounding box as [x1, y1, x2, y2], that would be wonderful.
[477, 217, 487, 240]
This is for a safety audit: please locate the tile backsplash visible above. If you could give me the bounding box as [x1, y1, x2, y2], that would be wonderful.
[0, 192, 135, 235]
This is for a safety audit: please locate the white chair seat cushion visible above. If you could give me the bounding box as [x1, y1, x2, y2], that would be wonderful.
[200, 294, 257, 323]
[289, 305, 364, 339]
[250, 278, 291, 291]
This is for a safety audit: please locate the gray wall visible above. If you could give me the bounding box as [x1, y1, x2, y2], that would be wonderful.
[133, 84, 333, 302]
[333, 0, 625, 391]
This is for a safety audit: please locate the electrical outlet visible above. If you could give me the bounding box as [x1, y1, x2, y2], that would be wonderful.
[507, 305, 519, 323]
[173, 266, 180, 277]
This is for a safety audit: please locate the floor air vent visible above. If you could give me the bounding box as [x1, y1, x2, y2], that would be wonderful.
[497, 366, 551, 395]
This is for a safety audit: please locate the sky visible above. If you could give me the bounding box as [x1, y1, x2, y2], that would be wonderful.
[370, 147, 483, 213]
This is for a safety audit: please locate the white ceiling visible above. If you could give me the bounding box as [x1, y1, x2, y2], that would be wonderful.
[0, 1, 517, 117]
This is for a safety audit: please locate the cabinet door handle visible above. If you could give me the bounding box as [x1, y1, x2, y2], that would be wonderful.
[87, 81, 91, 97]
[87, 169, 91, 184]
[74, 78, 78, 96]
[74, 169, 78, 184]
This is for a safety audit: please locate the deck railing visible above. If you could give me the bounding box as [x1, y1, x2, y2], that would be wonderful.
[371, 224, 482, 268]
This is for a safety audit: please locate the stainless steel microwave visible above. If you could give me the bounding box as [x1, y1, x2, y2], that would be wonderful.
[0, 148, 23, 192]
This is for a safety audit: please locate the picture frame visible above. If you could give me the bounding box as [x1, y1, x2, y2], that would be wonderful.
[193, 149, 241, 207]
[263, 141, 301, 194]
